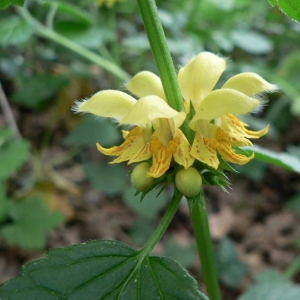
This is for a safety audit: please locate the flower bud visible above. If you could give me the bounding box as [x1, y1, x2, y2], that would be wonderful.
[131, 162, 154, 192]
[175, 167, 202, 197]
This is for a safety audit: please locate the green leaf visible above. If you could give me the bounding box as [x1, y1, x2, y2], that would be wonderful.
[0, 16, 33, 45]
[0, 0, 25, 9]
[84, 162, 128, 195]
[0, 240, 208, 299]
[277, 0, 300, 22]
[269, 0, 277, 6]
[12, 74, 69, 109]
[1, 198, 64, 250]
[64, 115, 120, 147]
[0, 139, 30, 180]
[230, 30, 273, 55]
[0, 182, 9, 223]
[285, 194, 300, 218]
[215, 237, 248, 288]
[164, 237, 197, 268]
[238, 145, 300, 174]
[124, 186, 168, 220]
[44, 1, 92, 26]
[0, 128, 13, 146]
[238, 269, 300, 300]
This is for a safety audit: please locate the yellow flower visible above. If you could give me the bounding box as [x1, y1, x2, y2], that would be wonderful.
[97, 0, 122, 7]
[74, 73, 194, 178]
[178, 52, 276, 169]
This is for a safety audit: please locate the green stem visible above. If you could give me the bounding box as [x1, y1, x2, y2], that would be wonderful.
[16, 7, 130, 81]
[136, 0, 193, 144]
[140, 188, 182, 256]
[283, 254, 300, 280]
[189, 189, 222, 300]
[136, 0, 184, 112]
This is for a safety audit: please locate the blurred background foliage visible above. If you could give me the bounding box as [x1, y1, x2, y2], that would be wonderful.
[1, 0, 300, 297]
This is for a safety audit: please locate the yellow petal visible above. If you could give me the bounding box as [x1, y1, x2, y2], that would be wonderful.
[169, 129, 195, 169]
[178, 52, 226, 109]
[148, 134, 173, 178]
[190, 89, 260, 126]
[217, 143, 254, 165]
[224, 115, 269, 139]
[121, 95, 186, 127]
[76, 90, 136, 120]
[190, 132, 219, 169]
[222, 72, 277, 96]
[96, 127, 148, 163]
[129, 143, 152, 163]
[126, 71, 166, 100]
[216, 128, 254, 165]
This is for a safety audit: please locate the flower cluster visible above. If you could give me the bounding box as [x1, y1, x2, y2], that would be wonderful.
[74, 52, 276, 191]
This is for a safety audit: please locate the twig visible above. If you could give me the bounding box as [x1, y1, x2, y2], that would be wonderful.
[0, 81, 22, 139]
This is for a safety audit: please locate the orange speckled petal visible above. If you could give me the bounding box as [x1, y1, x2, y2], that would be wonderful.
[190, 132, 219, 169]
[226, 114, 269, 139]
[169, 129, 194, 169]
[148, 134, 172, 178]
[217, 142, 254, 165]
[96, 127, 144, 163]
[216, 128, 254, 165]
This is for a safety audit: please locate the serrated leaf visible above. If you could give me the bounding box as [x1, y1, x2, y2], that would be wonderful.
[0, 139, 30, 179]
[215, 237, 248, 288]
[0, 0, 25, 9]
[278, 0, 300, 22]
[0, 240, 208, 299]
[238, 145, 300, 174]
[0, 16, 33, 45]
[1, 198, 64, 249]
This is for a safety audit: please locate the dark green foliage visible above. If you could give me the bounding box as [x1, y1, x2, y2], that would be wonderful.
[0, 240, 208, 300]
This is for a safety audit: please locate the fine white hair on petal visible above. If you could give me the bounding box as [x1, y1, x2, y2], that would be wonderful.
[71, 98, 88, 114]
[251, 85, 279, 114]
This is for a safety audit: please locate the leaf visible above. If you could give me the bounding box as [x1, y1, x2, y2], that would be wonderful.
[238, 269, 300, 300]
[0, 16, 33, 45]
[268, 0, 277, 6]
[0, 240, 208, 300]
[12, 74, 69, 109]
[285, 194, 300, 218]
[164, 237, 197, 268]
[64, 115, 120, 147]
[44, 1, 92, 26]
[124, 187, 168, 220]
[215, 237, 248, 288]
[238, 145, 300, 174]
[84, 162, 128, 195]
[0, 182, 9, 223]
[231, 30, 273, 54]
[0, 139, 30, 180]
[230, 30, 273, 55]
[277, 0, 300, 22]
[1, 198, 64, 250]
[0, 0, 25, 9]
